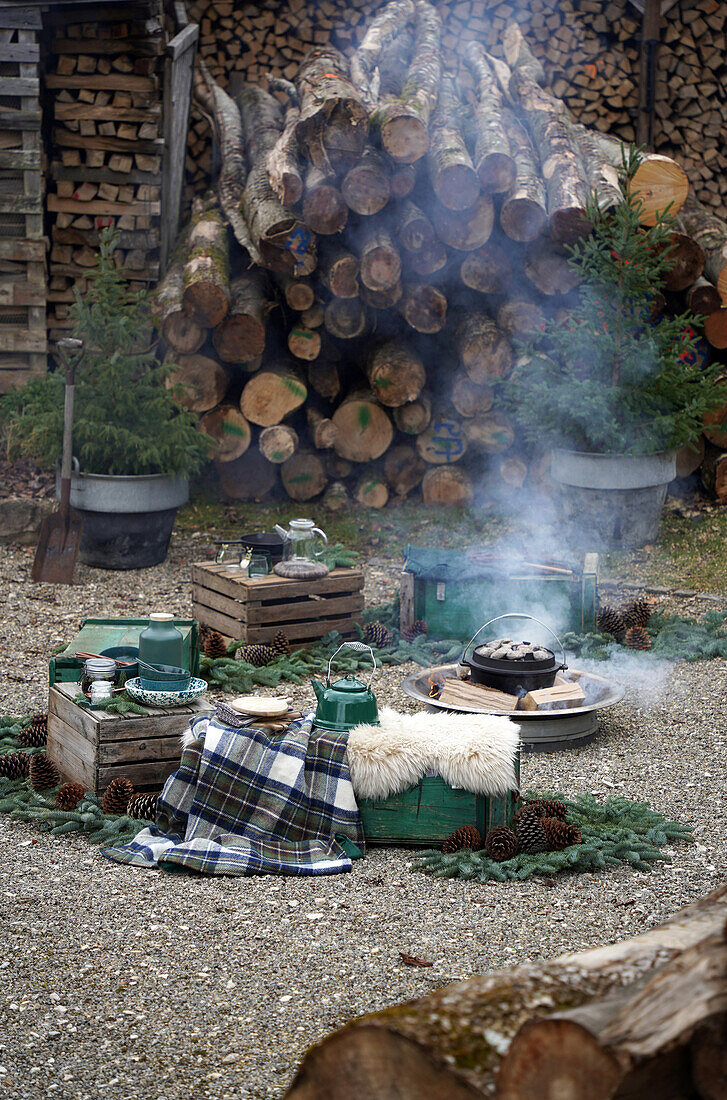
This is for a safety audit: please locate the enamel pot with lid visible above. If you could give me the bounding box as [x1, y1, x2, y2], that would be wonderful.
[461, 614, 567, 696]
[312, 642, 379, 732]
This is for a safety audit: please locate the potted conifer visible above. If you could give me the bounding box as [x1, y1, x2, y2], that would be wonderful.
[1, 229, 212, 568]
[505, 149, 727, 548]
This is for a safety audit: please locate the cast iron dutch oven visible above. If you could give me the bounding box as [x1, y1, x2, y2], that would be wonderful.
[461, 614, 567, 696]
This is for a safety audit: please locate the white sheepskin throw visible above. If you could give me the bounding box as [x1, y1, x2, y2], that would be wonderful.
[347, 707, 519, 801]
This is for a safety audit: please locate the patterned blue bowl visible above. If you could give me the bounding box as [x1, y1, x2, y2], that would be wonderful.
[125, 677, 207, 708]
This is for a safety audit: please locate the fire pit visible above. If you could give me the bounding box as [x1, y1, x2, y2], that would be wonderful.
[404, 665, 624, 752]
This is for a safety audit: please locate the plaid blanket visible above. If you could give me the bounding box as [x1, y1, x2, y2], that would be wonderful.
[102, 713, 365, 876]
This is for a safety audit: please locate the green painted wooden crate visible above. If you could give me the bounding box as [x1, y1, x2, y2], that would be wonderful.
[48, 617, 201, 686]
[359, 775, 518, 846]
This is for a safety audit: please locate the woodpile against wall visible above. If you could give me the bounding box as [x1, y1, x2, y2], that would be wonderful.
[155, 1, 727, 509]
[44, 0, 167, 350]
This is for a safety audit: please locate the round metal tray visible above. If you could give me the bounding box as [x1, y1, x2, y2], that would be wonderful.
[401, 665, 625, 753]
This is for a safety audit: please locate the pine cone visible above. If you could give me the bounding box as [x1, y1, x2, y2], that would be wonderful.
[513, 800, 547, 828]
[401, 620, 428, 642]
[18, 713, 48, 748]
[624, 625, 651, 651]
[238, 643, 278, 667]
[623, 599, 652, 629]
[597, 606, 625, 640]
[203, 630, 228, 659]
[29, 753, 60, 792]
[363, 621, 394, 649]
[55, 782, 86, 810]
[271, 630, 290, 657]
[541, 817, 582, 851]
[525, 798, 568, 822]
[442, 824, 482, 854]
[0, 751, 30, 780]
[127, 792, 159, 821]
[101, 777, 134, 815]
[485, 825, 518, 862]
[515, 807, 549, 854]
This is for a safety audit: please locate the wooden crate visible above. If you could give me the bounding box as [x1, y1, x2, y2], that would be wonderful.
[359, 776, 518, 846]
[192, 563, 365, 646]
[47, 681, 213, 796]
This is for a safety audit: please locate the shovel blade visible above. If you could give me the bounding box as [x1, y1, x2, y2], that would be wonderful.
[31, 511, 83, 584]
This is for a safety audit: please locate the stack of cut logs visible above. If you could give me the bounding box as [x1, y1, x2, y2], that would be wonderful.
[155, 3, 727, 509]
[185, 0, 727, 222]
[45, 0, 165, 349]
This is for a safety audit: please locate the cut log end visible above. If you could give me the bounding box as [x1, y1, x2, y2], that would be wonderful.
[497, 1018, 622, 1100]
[500, 197, 548, 243]
[479, 152, 517, 195]
[380, 114, 429, 165]
[550, 207, 592, 246]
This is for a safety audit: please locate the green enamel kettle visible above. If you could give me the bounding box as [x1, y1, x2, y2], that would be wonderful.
[312, 642, 380, 732]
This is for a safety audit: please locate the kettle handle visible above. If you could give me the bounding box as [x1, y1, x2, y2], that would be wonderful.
[327, 641, 377, 689]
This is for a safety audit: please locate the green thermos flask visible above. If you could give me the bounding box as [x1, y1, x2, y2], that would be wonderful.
[139, 613, 185, 670]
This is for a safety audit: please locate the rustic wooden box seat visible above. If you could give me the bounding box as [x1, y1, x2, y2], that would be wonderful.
[191, 563, 365, 646]
[358, 776, 517, 846]
[47, 682, 213, 795]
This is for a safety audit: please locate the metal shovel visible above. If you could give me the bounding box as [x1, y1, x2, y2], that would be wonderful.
[31, 338, 84, 584]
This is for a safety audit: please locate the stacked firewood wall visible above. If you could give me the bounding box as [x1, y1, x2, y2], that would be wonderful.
[44, 1, 167, 350]
[155, 4, 727, 509]
[184, 0, 727, 222]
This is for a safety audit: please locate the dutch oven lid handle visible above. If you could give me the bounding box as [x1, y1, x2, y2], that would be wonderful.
[462, 613, 567, 671]
[327, 641, 377, 689]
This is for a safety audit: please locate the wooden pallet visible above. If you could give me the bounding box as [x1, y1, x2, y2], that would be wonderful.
[0, 6, 46, 390]
[47, 681, 213, 795]
[191, 562, 365, 646]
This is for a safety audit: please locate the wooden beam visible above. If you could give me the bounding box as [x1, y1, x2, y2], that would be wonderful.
[45, 73, 157, 93]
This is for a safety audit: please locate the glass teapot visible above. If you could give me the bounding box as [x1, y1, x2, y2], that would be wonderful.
[274, 518, 328, 565]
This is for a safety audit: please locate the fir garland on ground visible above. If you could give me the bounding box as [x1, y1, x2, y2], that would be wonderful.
[412, 793, 692, 884]
[563, 610, 727, 663]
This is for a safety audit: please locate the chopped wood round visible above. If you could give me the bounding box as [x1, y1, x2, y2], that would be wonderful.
[407, 239, 448, 277]
[165, 354, 228, 413]
[659, 232, 705, 292]
[422, 465, 473, 506]
[355, 473, 389, 508]
[280, 276, 315, 312]
[399, 284, 447, 333]
[367, 341, 426, 407]
[318, 245, 359, 298]
[182, 200, 230, 328]
[324, 297, 368, 340]
[498, 1018, 621, 1100]
[216, 449, 277, 501]
[229, 695, 290, 717]
[326, 454, 353, 480]
[500, 109, 548, 242]
[211, 273, 268, 363]
[307, 405, 338, 449]
[629, 154, 689, 227]
[156, 263, 205, 354]
[199, 406, 251, 463]
[239, 364, 307, 427]
[451, 376, 495, 418]
[398, 200, 435, 253]
[460, 242, 512, 294]
[384, 443, 426, 497]
[703, 385, 727, 447]
[359, 226, 402, 292]
[686, 277, 722, 318]
[390, 162, 417, 198]
[300, 303, 324, 329]
[331, 393, 394, 462]
[322, 480, 350, 511]
[341, 147, 391, 216]
[704, 309, 727, 350]
[432, 194, 494, 251]
[259, 424, 299, 464]
[463, 412, 515, 453]
[497, 298, 546, 341]
[280, 451, 328, 501]
[302, 167, 348, 235]
[288, 324, 322, 361]
[415, 417, 467, 465]
[499, 456, 528, 488]
[457, 314, 513, 382]
[393, 393, 432, 435]
[360, 281, 403, 310]
[294, 46, 369, 174]
[525, 242, 582, 296]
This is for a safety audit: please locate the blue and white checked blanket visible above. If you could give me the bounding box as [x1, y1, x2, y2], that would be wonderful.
[102, 713, 365, 876]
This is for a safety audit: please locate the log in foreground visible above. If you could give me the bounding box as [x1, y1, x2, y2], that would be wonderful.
[285, 884, 727, 1099]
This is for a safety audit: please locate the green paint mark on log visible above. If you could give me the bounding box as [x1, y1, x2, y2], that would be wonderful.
[357, 405, 372, 431]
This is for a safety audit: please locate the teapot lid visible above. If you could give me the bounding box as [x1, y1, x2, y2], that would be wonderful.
[330, 675, 368, 693]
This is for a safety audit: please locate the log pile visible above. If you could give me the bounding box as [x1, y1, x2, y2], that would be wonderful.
[45, 1, 166, 350]
[156, 5, 727, 508]
[184, 0, 727, 222]
[285, 883, 727, 1099]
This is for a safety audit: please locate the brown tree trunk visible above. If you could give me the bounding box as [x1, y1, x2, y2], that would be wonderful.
[384, 443, 426, 497]
[416, 416, 468, 464]
[331, 391, 394, 461]
[460, 241, 512, 295]
[294, 46, 368, 174]
[324, 296, 369, 339]
[199, 405, 251, 463]
[399, 283, 447, 333]
[318, 242, 360, 298]
[267, 103, 303, 208]
[259, 423, 299, 464]
[155, 243, 205, 355]
[166, 353, 228, 413]
[398, 199, 435, 253]
[678, 195, 727, 303]
[350, 0, 416, 109]
[499, 109, 548, 243]
[288, 323, 322, 361]
[428, 74, 479, 212]
[358, 224, 402, 292]
[212, 272, 268, 363]
[433, 194, 495, 252]
[285, 885, 727, 1100]
[422, 465, 474, 506]
[217, 449, 277, 501]
[302, 165, 348, 235]
[239, 361, 308, 426]
[281, 451, 328, 501]
[374, 0, 441, 164]
[457, 313, 513, 382]
[341, 146, 391, 216]
[464, 43, 515, 195]
[524, 241, 581, 296]
[393, 392, 432, 435]
[182, 194, 230, 328]
[355, 471, 389, 508]
[367, 341, 426, 407]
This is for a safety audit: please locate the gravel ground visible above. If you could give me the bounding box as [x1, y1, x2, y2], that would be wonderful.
[1, 532, 726, 1099]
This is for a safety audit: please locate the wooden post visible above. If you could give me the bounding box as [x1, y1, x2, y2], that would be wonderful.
[161, 20, 199, 272]
[637, 0, 661, 149]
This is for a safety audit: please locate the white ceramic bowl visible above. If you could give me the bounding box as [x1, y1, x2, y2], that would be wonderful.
[125, 677, 207, 708]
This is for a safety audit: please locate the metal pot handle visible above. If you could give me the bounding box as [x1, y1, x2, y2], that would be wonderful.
[462, 613, 567, 671]
[327, 641, 377, 689]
